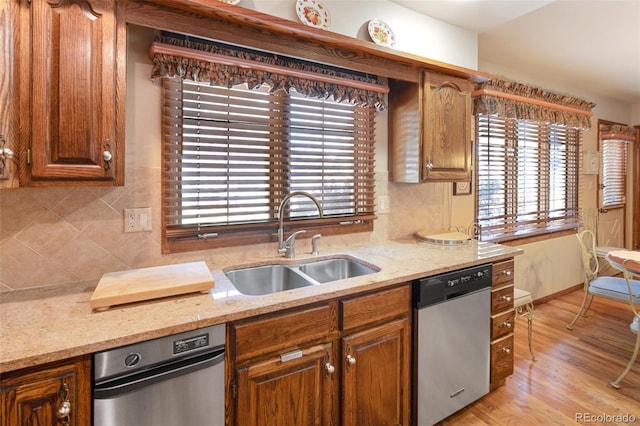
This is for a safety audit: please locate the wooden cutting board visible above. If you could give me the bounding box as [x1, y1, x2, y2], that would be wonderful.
[90, 261, 214, 311]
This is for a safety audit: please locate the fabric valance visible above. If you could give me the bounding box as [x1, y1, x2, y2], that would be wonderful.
[600, 123, 637, 142]
[150, 32, 388, 111]
[473, 78, 596, 130]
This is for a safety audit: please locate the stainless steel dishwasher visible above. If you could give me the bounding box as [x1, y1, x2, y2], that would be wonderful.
[93, 324, 225, 426]
[413, 264, 492, 426]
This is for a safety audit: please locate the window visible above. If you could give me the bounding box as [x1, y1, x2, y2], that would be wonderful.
[161, 79, 376, 252]
[475, 114, 580, 242]
[601, 137, 629, 209]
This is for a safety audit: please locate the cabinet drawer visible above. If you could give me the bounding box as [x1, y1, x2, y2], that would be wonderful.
[493, 260, 515, 287]
[341, 285, 410, 331]
[232, 303, 337, 362]
[491, 309, 515, 340]
[490, 334, 514, 383]
[491, 285, 514, 314]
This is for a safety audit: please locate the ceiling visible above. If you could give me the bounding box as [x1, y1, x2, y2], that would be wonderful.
[389, 0, 640, 105]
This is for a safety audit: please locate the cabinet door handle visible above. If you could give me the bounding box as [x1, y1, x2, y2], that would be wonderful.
[324, 362, 335, 374]
[346, 354, 356, 365]
[57, 383, 71, 426]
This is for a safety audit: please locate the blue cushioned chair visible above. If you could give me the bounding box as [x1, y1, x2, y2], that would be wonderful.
[567, 229, 640, 388]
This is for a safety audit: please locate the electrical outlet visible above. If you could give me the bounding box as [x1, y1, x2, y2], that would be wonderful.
[124, 208, 152, 232]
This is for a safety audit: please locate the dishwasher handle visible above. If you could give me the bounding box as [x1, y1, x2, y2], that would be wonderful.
[94, 348, 224, 399]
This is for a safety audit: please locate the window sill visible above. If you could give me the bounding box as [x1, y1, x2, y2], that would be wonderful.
[487, 228, 578, 247]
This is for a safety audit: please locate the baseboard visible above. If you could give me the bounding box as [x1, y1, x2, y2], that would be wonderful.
[533, 283, 583, 306]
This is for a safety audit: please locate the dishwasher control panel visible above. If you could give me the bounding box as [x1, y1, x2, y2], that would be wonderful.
[173, 333, 210, 355]
[413, 263, 492, 309]
[94, 324, 225, 382]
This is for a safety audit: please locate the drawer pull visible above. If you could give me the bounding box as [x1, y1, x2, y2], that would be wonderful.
[498, 347, 511, 354]
[280, 349, 303, 363]
[498, 321, 512, 329]
[497, 295, 512, 302]
[497, 270, 512, 277]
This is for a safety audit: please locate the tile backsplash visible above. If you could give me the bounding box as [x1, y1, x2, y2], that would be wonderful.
[0, 177, 450, 292]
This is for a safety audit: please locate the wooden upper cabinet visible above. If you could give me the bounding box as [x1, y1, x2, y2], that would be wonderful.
[389, 71, 472, 183]
[17, 0, 125, 186]
[0, 355, 91, 426]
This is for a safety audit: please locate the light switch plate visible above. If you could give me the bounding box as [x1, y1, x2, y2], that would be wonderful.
[378, 196, 390, 214]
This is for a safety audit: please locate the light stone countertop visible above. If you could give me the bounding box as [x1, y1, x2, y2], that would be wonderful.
[0, 239, 522, 373]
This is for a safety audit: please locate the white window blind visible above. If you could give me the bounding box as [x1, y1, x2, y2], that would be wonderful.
[476, 114, 580, 242]
[162, 79, 376, 251]
[601, 138, 628, 208]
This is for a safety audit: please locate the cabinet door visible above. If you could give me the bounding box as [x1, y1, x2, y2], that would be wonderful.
[0, 355, 91, 426]
[235, 343, 338, 426]
[19, 0, 123, 185]
[422, 72, 472, 182]
[342, 318, 411, 426]
[0, 0, 17, 186]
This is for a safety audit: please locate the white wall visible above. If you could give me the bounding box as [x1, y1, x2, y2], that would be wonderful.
[242, 0, 478, 69]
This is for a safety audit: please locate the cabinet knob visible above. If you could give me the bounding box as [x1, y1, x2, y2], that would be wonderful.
[498, 295, 512, 302]
[498, 347, 511, 354]
[425, 158, 434, 171]
[499, 321, 512, 329]
[57, 401, 71, 418]
[0, 135, 13, 178]
[346, 354, 356, 365]
[103, 141, 113, 173]
[325, 362, 335, 374]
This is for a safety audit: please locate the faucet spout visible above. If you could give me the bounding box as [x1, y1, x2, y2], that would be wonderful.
[277, 191, 323, 257]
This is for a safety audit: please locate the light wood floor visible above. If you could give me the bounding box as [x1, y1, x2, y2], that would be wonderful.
[442, 289, 640, 425]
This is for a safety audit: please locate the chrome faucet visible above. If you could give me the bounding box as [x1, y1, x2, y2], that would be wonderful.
[277, 191, 323, 258]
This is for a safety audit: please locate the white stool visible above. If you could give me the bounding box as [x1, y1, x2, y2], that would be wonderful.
[514, 288, 536, 361]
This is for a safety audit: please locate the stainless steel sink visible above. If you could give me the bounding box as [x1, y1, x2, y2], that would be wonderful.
[224, 256, 379, 295]
[224, 264, 313, 296]
[297, 258, 379, 283]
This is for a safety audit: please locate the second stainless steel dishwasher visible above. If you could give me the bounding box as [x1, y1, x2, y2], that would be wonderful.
[413, 263, 492, 425]
[93, 324, 225, 426]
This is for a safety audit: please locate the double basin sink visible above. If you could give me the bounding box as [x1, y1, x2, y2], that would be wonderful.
[225, 256, 379, 296]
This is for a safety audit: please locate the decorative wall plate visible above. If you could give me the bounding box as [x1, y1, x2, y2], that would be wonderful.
[368, 18, 395, 48]
[296, 0, 331, 30]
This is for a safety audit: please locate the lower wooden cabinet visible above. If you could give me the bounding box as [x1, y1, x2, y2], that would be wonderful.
[342, 318, 410, 426]
[236, 343, 338, 426]
[228, 284, 412, 426]
[0, 355, 91, 426]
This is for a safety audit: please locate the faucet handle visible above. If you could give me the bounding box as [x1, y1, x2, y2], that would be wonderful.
[285, 230, 306, 247]
[283, 230, 306, 258]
